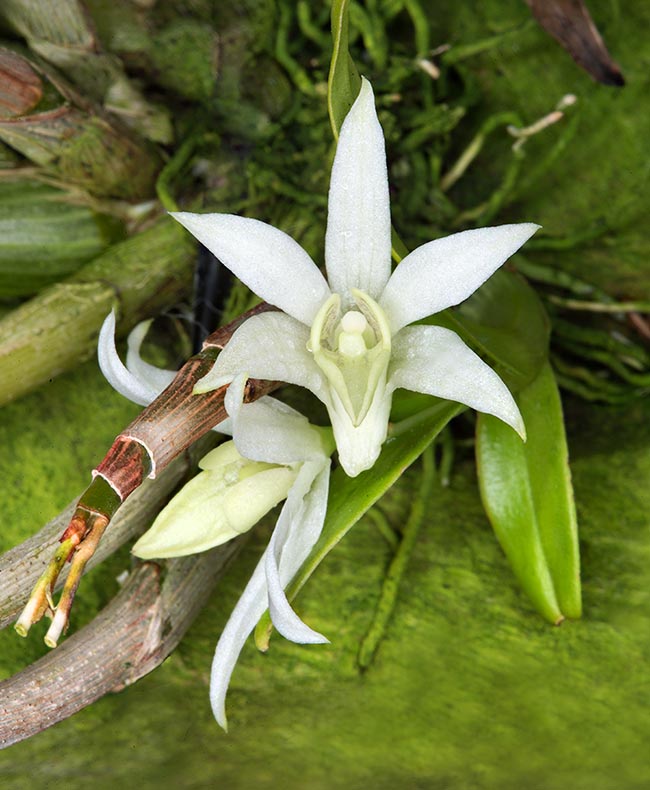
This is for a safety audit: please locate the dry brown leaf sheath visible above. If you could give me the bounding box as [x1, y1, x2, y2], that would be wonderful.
[526, 0, 625, 86]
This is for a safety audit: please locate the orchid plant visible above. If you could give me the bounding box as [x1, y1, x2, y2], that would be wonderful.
[4, 0, 586, 749]
[97, 75, 543, 728]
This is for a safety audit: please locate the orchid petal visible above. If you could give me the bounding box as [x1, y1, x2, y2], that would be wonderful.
[194, 312, 328, 401]
[265, 462, 331, 643]
[97, 312, 162, 406]
[390, 325, 525, 438]
[171, 212, 330, 325]
[125, 320, 177, 395]
[328, 374, 392, 477]
[325, 78, 391, 303]
[209, 557, 270, 730]
[209, 462, 330, 730]
[230, 396, 331, 465]
[379, 223, 540, 333]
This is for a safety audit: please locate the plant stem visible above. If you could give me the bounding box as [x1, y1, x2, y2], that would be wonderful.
[0, 434, 216, 630]
[357, 445, 436, 670]
[0, 217, 195, 407]
[14, 304, 278, 642]
[0, 538, 243, 749]
[440, 112, 521, 193]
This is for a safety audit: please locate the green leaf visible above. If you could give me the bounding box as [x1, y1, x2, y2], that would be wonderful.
[432, 269, 551, 392]
[0, 180, 123, 298]
[328, 0, 361, 138]
[255, 400, 462, 648]
[476, 361, 581, 623]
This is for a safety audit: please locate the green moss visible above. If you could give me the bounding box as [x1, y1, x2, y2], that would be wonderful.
[151, 21, 218, 103]
[2, 358, 650, 787]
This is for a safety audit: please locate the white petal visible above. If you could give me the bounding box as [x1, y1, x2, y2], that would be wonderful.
[389, 325, 525, 438]
[220, 372, 248, 422]
[328, 375, 392, 477]
[325, 78, 391, 303]
[126, 321, 177, 395]
[194, 312, 328, 401]
[171, 212, 330, 325]
[231, 397, 330, 465]
[379, 223, 540, 333]
[209, 462, 330, 730]
[97, 311, 162, 406]
[265, 462, 331, 643]
[209, 557, 270, 730]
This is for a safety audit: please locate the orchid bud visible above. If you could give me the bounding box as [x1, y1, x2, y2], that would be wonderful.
[132, 442, 299, 559]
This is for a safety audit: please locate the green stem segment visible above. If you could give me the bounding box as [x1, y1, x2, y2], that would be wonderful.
[0, 217, 196, 407]
[44, 512, 110, 648]
[14, 537, 76, 637]
[357, 445, 436, 670]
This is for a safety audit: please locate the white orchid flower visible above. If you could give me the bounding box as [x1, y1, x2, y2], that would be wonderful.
[98, 318, 333, 730]
[171, 78, 538, 477]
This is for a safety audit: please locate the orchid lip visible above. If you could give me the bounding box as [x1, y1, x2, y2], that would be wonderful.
[310, 289, 392, 426]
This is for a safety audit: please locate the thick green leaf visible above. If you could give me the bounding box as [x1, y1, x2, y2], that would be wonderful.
[476, 361, 581, 623]
[0, 180, 123, 298]
[255, 400, 462, 646]
[328, 0, 361, 138]
[432, 269, 550, 392]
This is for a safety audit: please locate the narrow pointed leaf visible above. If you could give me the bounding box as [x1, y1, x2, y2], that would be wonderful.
[476, 361, 581, 623]
[328, 0, 361, 138]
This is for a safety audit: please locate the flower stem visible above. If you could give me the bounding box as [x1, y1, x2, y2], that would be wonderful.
[357, 444, 436, 671]
[439, 112, 521, 193]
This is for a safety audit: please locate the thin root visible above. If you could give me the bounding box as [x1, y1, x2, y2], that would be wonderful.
[14, 510, 108, 645]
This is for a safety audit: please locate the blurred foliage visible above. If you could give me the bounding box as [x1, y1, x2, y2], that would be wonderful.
[0, 0, 647, 403]
[0, 178, 123, 298]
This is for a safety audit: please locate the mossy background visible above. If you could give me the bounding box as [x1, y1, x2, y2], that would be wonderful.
[1, 0, 650, 787]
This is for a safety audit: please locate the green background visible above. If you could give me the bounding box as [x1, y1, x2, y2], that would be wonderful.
[2, 0, 650, 787]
